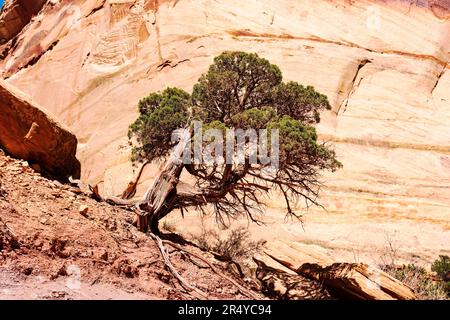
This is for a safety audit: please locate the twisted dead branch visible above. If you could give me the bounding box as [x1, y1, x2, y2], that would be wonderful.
[149, 233, 209, 300]
[161, 238, 261, 299]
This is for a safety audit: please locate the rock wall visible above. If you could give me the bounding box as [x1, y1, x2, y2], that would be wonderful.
[0, 0, 448, 262]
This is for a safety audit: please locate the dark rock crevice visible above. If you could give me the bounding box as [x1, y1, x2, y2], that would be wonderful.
[431, 59, 448, 95]
[336, 58, 372, 115]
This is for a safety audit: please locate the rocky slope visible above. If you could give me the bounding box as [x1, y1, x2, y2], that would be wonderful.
[0, 0, 449, 265]
[0, 149, 263, 300]
[0, 149, 420, 300]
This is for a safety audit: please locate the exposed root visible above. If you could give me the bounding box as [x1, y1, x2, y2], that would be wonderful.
[121, 160, 151, 200]
[105, 196, 141, 207]
[149, 233, 209, 300]
[162, 239, 261, 299]
[89, 184, 103, 202]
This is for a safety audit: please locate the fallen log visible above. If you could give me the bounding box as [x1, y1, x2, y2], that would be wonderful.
[260, 240, 417, 300]
[297, 262, 417, 300]
[254, 256, 332, 300]
[263, 239, 332, 270]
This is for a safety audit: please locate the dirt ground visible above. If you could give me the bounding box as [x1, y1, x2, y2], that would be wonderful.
[0, 150, 262, 300]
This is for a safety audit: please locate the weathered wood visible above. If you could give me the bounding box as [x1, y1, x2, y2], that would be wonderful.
[165, 240, 261, 299]
[254, 257, 333, 300]
[136, 129, 190, 233]
[121, 160, 151, 200]
[260, 240, 417, 300]
[297, 263, 417, 300]
[263, 240, 332, 270]
[149, 233, 208, 299]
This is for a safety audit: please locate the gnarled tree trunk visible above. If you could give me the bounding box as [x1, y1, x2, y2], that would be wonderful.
[135, 130, 190, 233]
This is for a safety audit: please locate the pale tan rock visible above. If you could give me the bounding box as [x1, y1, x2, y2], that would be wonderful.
[253, 253, 298, 276]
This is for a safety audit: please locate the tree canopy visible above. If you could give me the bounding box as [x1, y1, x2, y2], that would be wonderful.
[128, 51, 341, 232]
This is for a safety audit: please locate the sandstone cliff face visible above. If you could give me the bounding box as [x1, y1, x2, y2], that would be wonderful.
[0, 0, 46, 44]
[0, 80, 80, 178]
[0, 0, 449, 263]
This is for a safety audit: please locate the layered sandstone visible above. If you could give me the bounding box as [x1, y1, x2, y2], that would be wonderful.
[0, 0, 449, 264]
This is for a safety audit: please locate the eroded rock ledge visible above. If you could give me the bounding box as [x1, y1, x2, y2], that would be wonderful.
[0, 80, 80, 178]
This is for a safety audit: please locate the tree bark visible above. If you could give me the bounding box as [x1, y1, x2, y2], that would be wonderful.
[136, 129, 190, 233]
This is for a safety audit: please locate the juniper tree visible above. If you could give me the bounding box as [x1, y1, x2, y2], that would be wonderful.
[128, 51, 341, 233]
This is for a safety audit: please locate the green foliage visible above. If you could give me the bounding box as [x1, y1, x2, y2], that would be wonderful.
[431, 255, 450, 296]
[131, 52, 338, 168]
[192, 51, 282, 124]
[268, 115, 342, 171]
[431, 255, 450, 280]
[386, 264, 448, 300]
[201, 120, 228, 134]
[129, 87, 190, 162]
[231, 106, 277, 130]
[272, 82, 331, 124]
[191, 52, 331, 127]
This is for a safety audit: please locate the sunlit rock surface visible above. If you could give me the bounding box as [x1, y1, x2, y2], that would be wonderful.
[1, 0, 449, 264]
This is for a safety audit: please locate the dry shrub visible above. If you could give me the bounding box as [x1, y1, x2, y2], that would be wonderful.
[192, 226, 264, 263]
[381, 264, 448, 300]
[431, 255, 450, 296]
[377, 233, 448, 300]
[161, 220, 176, 233]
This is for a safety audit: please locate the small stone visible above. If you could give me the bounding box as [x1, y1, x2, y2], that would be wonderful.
[22, 267, 33, 276]
[51, 265, 67, 280]
[64, 190, 76, 197]
[99, 251, 109, 261]
[51, 180, 64, 188]
[78, 205, 89, 217]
